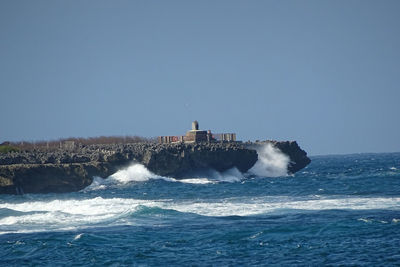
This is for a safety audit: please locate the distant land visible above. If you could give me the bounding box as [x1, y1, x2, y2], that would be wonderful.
[0, 135, 310, 195]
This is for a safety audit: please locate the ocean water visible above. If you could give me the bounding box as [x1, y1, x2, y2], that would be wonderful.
[1, 149, 400, 266]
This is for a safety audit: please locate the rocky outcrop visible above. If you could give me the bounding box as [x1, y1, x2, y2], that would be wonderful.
[0, 161, 123, 194]
[0, 141, 310, 194]
[141, 143, 258, 177]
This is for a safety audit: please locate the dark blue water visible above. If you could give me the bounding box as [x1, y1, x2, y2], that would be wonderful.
[1, 153, 400, 266]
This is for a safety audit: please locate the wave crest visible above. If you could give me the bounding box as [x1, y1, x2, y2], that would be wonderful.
[1, 196, 399, 235]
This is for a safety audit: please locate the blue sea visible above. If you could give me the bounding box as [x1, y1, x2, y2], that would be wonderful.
[1, 151, 400, 266]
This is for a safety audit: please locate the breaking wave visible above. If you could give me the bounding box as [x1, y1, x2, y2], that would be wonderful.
[111, 164, 163, 183]
[1, 153, 399, 266]
[87, 143, 289, 190]
[248, 143, 290, 177]
[85, 164, 244, 191]
[1, 195, 399, 235]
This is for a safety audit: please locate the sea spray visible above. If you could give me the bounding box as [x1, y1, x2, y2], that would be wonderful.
[213, 167, 243, 182]
[84, 164, 174, 191]
[87, 164, 245, 190]
[248, 143, 290, 177]
[111, 164, 162, 183]
[87, 143, 290, 191]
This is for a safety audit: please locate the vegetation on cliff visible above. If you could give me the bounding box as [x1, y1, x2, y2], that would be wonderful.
[0, 143, 19, 154]
[2, 136, 156, 151]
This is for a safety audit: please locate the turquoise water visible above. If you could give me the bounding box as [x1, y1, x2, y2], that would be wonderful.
[1, 153, 400, 266]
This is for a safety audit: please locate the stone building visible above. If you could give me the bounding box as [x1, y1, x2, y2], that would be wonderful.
[158, 121, 236, 144]
[183, 120, 210, 143]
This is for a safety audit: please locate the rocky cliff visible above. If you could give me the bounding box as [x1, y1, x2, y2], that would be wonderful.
[0, 141, 310, 194]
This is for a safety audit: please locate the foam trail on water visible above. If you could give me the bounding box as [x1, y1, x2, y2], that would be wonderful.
[177, 178, 215, 184]
[248, 143, 290, 177]
[175, 167, 244, 184]
[0, 197, 158, 234]
[1, 196, 399, 234]
[168, 196, 400, 217]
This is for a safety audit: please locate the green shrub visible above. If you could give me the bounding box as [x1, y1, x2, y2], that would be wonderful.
[0, 145, 19, 154]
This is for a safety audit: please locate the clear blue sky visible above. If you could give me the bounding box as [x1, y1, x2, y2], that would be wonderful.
[1, 1, 399, 155]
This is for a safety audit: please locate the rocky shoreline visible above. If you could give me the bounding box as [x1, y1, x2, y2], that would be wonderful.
[0, 141, 311, 194]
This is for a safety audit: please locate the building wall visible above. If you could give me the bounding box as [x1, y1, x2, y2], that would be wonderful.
[159, 132, 236, 144]
[212, 133, 236, 142]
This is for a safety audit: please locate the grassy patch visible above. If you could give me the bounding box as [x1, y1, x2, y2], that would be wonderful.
[0, 145, 19, 154]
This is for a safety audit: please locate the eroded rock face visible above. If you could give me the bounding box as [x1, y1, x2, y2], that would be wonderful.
[0, 162, 117, 194]
[0, 141, 311, 194]
[142, 143, 258, 177]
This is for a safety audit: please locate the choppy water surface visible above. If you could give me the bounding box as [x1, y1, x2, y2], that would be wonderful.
[1, 152, 400, 266]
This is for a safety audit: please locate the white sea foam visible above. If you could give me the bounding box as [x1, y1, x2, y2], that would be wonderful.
[87, 142, 291, 191]
[358, 218, 392, 224]
[248, 143, 290, 177]
[85, 142, 291, 191]
[169, 196, 400, 217]
[110, 164, 163, 183]
[1, 196, 399, 234]
[0, 197, 160, 234]
[177, 178, 216, 184]
[85, 163, 245, 190]
[202, 167, 243, 183]
[73, 233, 84, 240]
[84, 164, 176, 191]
